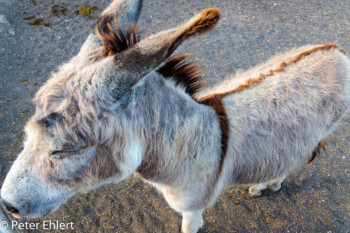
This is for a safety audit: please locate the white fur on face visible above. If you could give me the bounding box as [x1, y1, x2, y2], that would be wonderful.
[0, 150, 76, 218]
[1, 112, 144, 218]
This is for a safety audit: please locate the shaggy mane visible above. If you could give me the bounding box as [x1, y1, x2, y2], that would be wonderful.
[157, 54, 204, 99]
[95, 16, 141, 56]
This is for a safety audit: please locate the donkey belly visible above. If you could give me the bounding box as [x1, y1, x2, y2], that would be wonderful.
[227, 100, 349, 185]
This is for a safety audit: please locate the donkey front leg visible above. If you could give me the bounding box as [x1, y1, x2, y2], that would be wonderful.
[181, 209, 204, 233]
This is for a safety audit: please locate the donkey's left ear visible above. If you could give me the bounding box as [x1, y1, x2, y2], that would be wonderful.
[78, 0, 143, 59]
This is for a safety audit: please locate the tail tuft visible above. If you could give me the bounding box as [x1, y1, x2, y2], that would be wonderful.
[308, 139, 328, 164]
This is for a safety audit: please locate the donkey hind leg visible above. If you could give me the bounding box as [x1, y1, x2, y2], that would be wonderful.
[248, 176, 285, 197]
[181, 209, 204, 233]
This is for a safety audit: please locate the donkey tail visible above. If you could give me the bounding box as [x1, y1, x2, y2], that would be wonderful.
[307, 139, 328, 164]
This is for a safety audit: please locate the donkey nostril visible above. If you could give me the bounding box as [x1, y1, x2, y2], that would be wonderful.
[5, 204, 19, 214]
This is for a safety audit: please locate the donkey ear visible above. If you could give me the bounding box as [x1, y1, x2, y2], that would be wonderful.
[100, 0, 143, 25]
[96, 0, 143, 39]
[103, 8, 220, 100]
[78, 0, 143, 58]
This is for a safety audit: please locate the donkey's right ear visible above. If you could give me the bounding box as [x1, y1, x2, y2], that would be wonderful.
[78, 0, 143, 59]
[99, 0, 143, 25]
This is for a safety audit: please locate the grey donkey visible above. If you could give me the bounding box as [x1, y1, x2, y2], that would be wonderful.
[1, 0, 350, 232]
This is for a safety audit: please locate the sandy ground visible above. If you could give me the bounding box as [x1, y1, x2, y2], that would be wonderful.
[0, 0, 349, 232]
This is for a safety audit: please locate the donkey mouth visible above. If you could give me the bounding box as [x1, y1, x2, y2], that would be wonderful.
[9, 209, 51, 219]
[0, 199, 21, 219]
[4, 205, 23, 219]
[2, 201, 52, 219]
[10, 212, 21, 219]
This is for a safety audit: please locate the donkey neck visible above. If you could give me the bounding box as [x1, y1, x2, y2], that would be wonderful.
[131, 72, 222, 183]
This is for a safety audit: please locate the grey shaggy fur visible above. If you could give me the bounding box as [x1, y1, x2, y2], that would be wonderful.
[1, 1, 350, 233]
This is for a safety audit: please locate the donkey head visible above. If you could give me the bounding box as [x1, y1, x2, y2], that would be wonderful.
[1, 0, 220, 218]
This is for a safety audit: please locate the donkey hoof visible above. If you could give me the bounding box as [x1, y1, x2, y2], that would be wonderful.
[269, 183, 282, 192]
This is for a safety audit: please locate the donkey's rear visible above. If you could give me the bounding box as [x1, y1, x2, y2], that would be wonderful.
[211, 44, 350, 196]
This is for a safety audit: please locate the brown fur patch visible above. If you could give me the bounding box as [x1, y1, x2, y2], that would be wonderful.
[88, 145, 119, 180]
[137, 145, 177, 183]
[162, 8, 220, 58]
[136, 152, 158, 180]
[95, 16, 141, 57]
[184, 8, 220, 36]
[200, 43, 347, 102]
[201, 96, 230, 177]
[157, 54, 204, 98]
[308, 139, 328, 164]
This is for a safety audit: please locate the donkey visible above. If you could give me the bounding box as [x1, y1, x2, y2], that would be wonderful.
[1, 0, 350, 232]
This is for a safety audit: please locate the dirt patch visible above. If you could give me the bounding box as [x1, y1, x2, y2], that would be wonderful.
[51, 5, 68, 17]
[29, 18, 49, 26]
[73, 6, 99, 19]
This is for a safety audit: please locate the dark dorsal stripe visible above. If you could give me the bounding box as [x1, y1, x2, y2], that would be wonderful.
[200, 96, 230, 181]
[200, 43, 346, 102]
[95, 16, 141, 57]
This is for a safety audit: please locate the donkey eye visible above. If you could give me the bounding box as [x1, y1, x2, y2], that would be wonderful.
[51, 150, 64, 155]
[62, 143, 80, 151]
[43, 113, 61, 128]
[50, 146, 88, 159]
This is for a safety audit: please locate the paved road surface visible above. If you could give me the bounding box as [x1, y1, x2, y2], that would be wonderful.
[0, 0, 349, 232]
